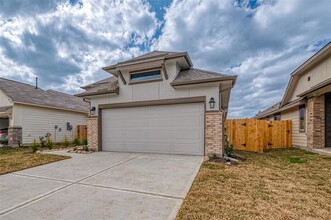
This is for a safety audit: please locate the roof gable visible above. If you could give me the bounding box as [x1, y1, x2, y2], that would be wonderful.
[102, 50, 193, 72]
[281, 42, 331, 106]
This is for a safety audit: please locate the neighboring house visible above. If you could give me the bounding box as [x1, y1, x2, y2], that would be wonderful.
[255, 42, 331, 149]
[0, 78, 89, 146]
[77, 50, 237, 156]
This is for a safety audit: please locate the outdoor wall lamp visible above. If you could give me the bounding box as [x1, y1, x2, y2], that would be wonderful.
[209, 97, 215, 109]
[90, 107, 96, 115]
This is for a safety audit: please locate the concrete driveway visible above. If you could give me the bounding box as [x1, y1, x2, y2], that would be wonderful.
[0, 151, 202, 220]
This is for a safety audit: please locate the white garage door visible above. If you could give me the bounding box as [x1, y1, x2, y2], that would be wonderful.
[101, 102, 204, 155]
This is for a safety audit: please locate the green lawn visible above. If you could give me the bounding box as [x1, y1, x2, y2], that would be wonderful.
[177, 148, 331, 220]
[0, 147, 70, 175]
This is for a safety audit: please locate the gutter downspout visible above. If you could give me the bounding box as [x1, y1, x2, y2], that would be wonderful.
[219, 85, 233, 157]
[83, 98, 91, 117]
[219, 108, 226, 157]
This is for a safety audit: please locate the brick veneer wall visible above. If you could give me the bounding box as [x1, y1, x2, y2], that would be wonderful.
[307, 95, 325, 148]
[205, 111, 223, 156]
[87, 117, 98, 151]
[8, 126, 22, 147]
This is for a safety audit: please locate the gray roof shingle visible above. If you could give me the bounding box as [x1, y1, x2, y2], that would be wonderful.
[118, 51, 182, 64]
[102, 50, 191, 70]
[171, 68, 236, 86]
[254, 102, 281, 118]
[0, 78, 89, 113]
[76, 77, 118, 97]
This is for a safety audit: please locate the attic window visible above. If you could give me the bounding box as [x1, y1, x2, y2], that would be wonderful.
[129, 69, 162, 84]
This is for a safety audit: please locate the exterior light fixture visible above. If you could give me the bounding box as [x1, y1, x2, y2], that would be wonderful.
[209, 97, 215, 109]
[90, 107, 96, 115]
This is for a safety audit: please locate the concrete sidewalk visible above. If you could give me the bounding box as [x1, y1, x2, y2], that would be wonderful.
[0, 151, 202, 220]
[294, 146, 331, 156]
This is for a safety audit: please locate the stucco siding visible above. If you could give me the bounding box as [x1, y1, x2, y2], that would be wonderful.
[13, 104, 87, 144]
[289, 56, 330, 102]
[89, 62, 220, 116]
[281, 107, 307, 147]
[0, 89, 12, 106]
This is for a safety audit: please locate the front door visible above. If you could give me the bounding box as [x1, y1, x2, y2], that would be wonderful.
[325, 94, 331, 147]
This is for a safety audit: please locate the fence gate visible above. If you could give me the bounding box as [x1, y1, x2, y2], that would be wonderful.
[225, 119, 292, 152]
[77, 125, 87, 141]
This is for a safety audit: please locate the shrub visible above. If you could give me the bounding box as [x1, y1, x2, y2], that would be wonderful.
[72, 137, 80, 146]
[82, 138, 88, 146]
[31, 139, 40, 153]
[46, 137, 54, 150]
[62, 136, 70, 147]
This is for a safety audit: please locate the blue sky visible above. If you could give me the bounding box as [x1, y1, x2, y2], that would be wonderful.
[0, 0, 330, 118]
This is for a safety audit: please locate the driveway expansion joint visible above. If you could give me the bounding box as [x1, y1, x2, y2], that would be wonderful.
[0, 153, 144, 217]
[77, 182, 184, 200]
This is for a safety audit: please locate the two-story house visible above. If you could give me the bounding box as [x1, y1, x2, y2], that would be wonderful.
[255, 42, 331, 149]
[77, 51, 237, 156]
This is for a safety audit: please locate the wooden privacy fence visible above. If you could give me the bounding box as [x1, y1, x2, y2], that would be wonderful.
[225, 119, 292, 152]
[77, 125, 87, 141]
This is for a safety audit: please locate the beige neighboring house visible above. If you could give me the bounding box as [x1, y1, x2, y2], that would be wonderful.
[255, 42, 331, 149]
[77, 50, 237, 156]
[0, 78, 89, 146]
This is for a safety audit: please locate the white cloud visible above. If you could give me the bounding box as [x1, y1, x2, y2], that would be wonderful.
[0, 0, 330, 118]
[154, 0, 331, 117]
[0, 48, 36, 82]
[0, 0, 158, 92]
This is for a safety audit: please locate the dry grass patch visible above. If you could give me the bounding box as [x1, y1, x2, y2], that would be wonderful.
[177, 148, 331, 220]
[0, 147, 70, 175]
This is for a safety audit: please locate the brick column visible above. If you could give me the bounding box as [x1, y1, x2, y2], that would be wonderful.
[8, 126, 22, 147]
[307, 95, 325, 148]
[87, 117, 98, 151]
[205, 111, 223, 156]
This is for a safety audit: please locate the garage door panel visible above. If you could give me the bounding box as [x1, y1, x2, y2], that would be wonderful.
[173, 103, 202, 113]
[125, 130, 146, 139]
[147, 131, 172, 139]
[125, 142, 146, 151]
[120, 119, 146, 127]
[147, 118, 172, 127]
[146, 143, 172, 153]
[173, 143, 201, 154]
[174, 130, 200, 139]
[173, 117, 202, 126]
[102, 102, 204, 155]
[147, 105, 172, 114]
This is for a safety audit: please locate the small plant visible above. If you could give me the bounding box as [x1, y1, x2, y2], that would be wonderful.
[39, 136, 46, 147]
[82, 138, 88, 146]
[224, 144, 234, 157]
[46, 137, 54, 150]
[62, 136, 70, 147]
[31, 139, 40, 153]
[72, 137, 80, 146]
[83, 145, 89, 151]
